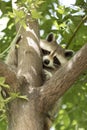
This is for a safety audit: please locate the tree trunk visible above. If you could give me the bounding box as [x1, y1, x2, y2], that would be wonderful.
[8, 96, 44, 130]
[7, 1, 44, 130]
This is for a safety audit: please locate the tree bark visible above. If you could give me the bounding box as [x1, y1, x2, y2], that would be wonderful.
[0, 61, 19, 92]
[5, 1, 44, 130]
[12, 0, 43, 87]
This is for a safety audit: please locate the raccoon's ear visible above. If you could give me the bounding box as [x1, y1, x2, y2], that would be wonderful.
[64, 50, 74, 58]
[46, 33, 55, 42]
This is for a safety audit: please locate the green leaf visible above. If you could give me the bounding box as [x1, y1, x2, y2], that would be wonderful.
[0, 77, 10, 89]
[57, 6, 65, 14]
[0, 77, 5, 84]
[35, 0, 45, 8]
[31, 10, 42, 19]
[10, 92, 28, 101]
[37, 0, 45, 5]
[8, 12, 15, 18]
[18, 95, 28, 101]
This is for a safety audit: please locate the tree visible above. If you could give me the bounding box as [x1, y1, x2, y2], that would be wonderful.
[0, 0, 87, 130]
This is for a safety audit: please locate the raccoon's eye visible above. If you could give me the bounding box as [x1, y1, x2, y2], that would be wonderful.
[53, 56, 61, 65]
[41, 49, 50, 55]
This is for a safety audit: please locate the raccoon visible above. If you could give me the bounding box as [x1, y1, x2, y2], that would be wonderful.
[40, 33, 73, 81]
[40, 33, 73, 130]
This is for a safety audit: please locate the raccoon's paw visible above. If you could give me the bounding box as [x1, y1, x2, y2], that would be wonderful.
[43, 69, 52, 81]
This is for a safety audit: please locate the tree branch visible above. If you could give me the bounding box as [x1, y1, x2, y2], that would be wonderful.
[39, 43, 87, 112]
[12, 0, 43, 87]
[66, 15, 87, 49]
[0, 61, 19, 92]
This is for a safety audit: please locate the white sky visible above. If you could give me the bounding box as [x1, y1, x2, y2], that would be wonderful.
[3, 0, 76, 5]
[3, 0, 76, 6]
[59, 0, 76, 6]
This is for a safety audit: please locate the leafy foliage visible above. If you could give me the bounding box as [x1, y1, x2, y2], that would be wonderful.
[13, 0, 45, 23]
[0, 0, 16, 55]
[0, 0, 87, 130]
[53, 73, 87, 130]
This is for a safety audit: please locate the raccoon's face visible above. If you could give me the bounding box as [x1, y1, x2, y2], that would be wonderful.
[41, 47, 66, 69]
[42, 49, 61, 69]
[40, 33, 73, 70]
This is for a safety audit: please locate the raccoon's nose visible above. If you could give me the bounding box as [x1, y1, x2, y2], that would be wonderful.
[44, 59, 50, 65]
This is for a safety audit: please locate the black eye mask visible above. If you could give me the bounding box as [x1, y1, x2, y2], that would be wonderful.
[41, 49, 50, 55]
[53, 56, 61, 66]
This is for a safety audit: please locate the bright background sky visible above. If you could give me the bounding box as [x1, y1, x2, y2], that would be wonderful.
[59, 0, 76, 6]
[3, 0, 76, 6]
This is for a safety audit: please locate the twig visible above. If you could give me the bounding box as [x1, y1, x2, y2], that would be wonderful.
[0, 25, 22, 58]
[66, 15, 87, 49]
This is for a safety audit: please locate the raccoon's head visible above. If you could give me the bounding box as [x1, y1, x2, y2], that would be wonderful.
[40, 33, 73, 70]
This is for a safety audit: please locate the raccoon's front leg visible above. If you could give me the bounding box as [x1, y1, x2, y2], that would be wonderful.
[43, 69, 52, 81]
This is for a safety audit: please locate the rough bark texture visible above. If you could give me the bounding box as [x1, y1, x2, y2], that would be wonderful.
[0, 61, 19, 92]
[4, 1, 44, 130]
[0, 1, 87, 130]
